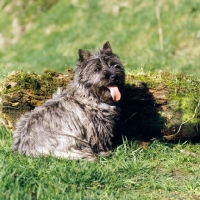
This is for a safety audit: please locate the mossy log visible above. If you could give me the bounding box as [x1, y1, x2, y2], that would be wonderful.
[0, 69, 73, 129]
[0, 68, 200, 141]
[122, 71, 200, 141]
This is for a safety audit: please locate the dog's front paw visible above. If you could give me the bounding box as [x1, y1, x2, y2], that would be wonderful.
[98, 151, 112, 157]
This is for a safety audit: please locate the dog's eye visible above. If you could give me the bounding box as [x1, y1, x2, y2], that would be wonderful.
[94, 68, 101, 73]
[114, 65, 121, 69]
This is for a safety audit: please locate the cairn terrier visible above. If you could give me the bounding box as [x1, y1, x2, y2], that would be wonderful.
[12, 41, 125, 161]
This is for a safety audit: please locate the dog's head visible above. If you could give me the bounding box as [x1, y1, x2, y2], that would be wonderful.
[74, 41, 125, 103]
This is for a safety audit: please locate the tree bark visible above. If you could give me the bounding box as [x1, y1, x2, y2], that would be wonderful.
[1, 69, 200, 141]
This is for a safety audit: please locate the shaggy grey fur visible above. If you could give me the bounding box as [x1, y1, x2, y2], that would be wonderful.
[12, 41, 125, 161]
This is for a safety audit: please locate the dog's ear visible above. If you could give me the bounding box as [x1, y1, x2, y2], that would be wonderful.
[102, 41, 112, 53]
[78, 49, 91, 62]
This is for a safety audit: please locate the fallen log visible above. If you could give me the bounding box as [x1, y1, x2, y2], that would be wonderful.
[0, 68, 200, 141]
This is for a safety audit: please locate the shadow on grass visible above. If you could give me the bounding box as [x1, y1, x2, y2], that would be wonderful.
[114, 83, 166, 146]
[114, 82, 200, 147]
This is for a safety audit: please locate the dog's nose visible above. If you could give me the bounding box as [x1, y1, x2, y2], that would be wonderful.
[110, 74, 118, 82]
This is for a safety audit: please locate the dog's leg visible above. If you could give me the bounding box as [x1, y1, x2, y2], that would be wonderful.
[98, 151, 112, 157]
[53, 148, 97, 161]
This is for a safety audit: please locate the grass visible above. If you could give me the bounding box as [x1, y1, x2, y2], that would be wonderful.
[1, 0, 200, 199]
[1, 127, 200, 199]
[0, 0, 200, 77]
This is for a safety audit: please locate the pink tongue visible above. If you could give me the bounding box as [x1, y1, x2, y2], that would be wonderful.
[107, 86, 121, 101]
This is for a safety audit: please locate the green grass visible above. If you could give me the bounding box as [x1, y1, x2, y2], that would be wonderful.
[1, 0, 200, 199]
[0, 0, 200, 77]
[1, 127, 200, 199]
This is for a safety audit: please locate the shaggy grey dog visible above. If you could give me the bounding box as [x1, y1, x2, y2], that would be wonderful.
[12, 41, 125, 161]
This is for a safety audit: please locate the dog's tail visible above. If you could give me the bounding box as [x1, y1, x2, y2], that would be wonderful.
[44, 87, 65, 106]
[52, 87, 63, 99]
[12, 112, 32, 154]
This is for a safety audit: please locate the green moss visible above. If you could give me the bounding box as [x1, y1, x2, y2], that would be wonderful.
[126, 71, 160, 88]
[127, 70, 200, 98]
[2, 69, 73, 96]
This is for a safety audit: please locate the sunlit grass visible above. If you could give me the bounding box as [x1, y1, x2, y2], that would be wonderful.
[0, 0, 200, 76]
[0, 128, 200, 199]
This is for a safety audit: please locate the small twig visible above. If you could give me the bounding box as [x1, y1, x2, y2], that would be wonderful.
[0, 106, 19, 110]
[164, 99, 200, 140]
[156, 3, 164, 52]
[122, 112, 137, 124]
[0, 105, 19, 110]
[176, 100, 200, 135]
[180, 149, 198, 157]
